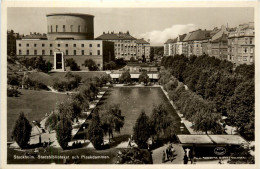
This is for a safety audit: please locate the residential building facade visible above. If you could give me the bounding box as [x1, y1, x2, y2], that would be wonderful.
[96, 31, 150, 61]
[227, 22, 255, 66]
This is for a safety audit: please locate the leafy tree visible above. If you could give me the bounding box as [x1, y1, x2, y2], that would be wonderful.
[149, 104, 171, 140]
[133, 111, 151, 148]
[12, 112, 32, 149]
[84, 59, 98, 71]
[139, 70, 150, 85]
[100, 74, 112, 85]
[87, 112, 104, 149]
[235, 64, 254, 80]
[227, 80, 254, 139]
[56, 116, 72, 149]
[72, 93, 89, 112]
[119, 70, 131, 84]
[130, 56, 136, 62]
[66, 58, 80, 71]
[117, 147, 152, 164]
[193, 106, 223, 134]
[100, 104, 124, 142]
[45, 113, 60, 131]
[104, 61, 116, 70]
[56, 99, 82, 121]
[7, 88, 21, 97]
[8, 74, 21, 86]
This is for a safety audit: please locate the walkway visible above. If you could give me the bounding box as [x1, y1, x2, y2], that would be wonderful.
[152, 143, 185, 164]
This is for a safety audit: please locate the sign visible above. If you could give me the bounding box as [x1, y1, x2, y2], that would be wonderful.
[214, 147, 226, 156]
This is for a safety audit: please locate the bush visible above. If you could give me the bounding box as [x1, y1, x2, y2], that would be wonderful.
[12, 112, 32, 149]
[56, 116, 72, 150]
[7, 88, 21, 97]
[84, 59, 98, 71]
[87, 112, 104, 149]
[66, 58, 80, 71]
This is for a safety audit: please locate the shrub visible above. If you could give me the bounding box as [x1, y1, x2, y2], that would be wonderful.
[12, 112, 32, 149]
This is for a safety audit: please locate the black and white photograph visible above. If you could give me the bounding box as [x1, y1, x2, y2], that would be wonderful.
[1, 1, 259, 168]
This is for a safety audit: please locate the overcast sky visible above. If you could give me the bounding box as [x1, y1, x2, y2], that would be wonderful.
[7, 7, 254, 46]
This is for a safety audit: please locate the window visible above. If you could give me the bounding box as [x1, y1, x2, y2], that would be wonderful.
[250, 38, 253, 44]
[50, 44, 52, 47]
[51, 26, 53, 32]
[97, 50, 100, 55]
[66, 50, 68, 55]
[56, 25, 58, 32]
[42, 50, 45, 55]
[243, 56, 247, 61]
[81, 44, 84, 47]
[78, 25, 81, 32]
[250, 48, 254, 53]
[66, 44, 68, 47]
[244, 48, 248, 53]
[19, 43, 21, 47]
[74, 50, 76, 55]
[42, 43, 45, 47]
[34, 50, 37, 55]
[27, 43, 29, 47]
[58, 44, 60, 47]
[250, 56, 253, 62]
[34, 44, 37, 47]
[70, 25, 73, 32]
[89, 44, 92, 47]
[82, 50, 84, 55]
[90, 52, 92, 55]
[73, 44, 76, 47]
[27, 50, 29, 55]
[63, 25, 65, 32]
[50, 50, 53, 55]
[19, 50, 22, 55]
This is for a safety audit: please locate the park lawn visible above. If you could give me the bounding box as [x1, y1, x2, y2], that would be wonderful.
[7, 89, 68, 141]
[49, 71, 107, 82]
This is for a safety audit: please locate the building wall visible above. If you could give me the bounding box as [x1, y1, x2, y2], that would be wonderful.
[227, 24, 255, 66]
[164, 44, 169, 56]
[46, 14, 94, 40]
[108, 39, 137, 60]
[137, 43, 151, 61]
[16, 39, 114, 70]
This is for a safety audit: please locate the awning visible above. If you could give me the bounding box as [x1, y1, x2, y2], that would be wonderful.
[177, 134, 248, 145]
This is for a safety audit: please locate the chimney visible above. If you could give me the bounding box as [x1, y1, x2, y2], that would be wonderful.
[127, 30, 130, 35]
[103, 32, 105, 34]
[30, 32, 32, 35]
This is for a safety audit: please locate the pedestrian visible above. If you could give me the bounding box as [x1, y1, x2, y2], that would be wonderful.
[166, 148, 169, 161]
[183, 153, 188, 164]
[162, 150, 166, 163]
[128, 138, 132, 147]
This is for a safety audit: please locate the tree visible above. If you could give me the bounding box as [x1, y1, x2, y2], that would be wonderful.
[192, 106, 223, 134]
[150, 47, 155, 62]
[66, 58, 80, 71]
[130, 56, 136, 62]
[119, 70, 131, 84]
[100, 74, 112, 85]
[84, 59, 98, 71]
[100, 104, 125, 142]
[149, 104, 172, 141]
[56, 99, 82, 121]
[227, 80, 254, 139]
[56, 116, 72, 149]
[12, 112, 32, 149]
[133, 111, 151, 149]
[139, 70, 150, 85]
[87, 112, 104, 149]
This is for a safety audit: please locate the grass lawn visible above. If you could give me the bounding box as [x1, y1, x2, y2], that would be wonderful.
[16, 71, 107, 86]
[7, 89, 68, 141]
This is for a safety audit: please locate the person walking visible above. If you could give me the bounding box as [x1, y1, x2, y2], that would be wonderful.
[183, 153, 189, 164]
[162, 150, 166, 163]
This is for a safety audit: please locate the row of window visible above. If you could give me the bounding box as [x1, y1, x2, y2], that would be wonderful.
[230, 47, 254, 53]
[19, 43, 100, 48]
[115, 53, 136, 56]
[237, 56, 254, 62]
[19, 50, 101, 56]
[48, 25, 87, 33]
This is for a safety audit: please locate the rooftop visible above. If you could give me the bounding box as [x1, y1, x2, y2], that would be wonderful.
[96, 31, 136, 40]
[177, 134, 248, 145]
[136, 39, 150, 44]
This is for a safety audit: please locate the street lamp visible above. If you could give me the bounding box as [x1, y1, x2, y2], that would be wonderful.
[83, 126, 86, 143]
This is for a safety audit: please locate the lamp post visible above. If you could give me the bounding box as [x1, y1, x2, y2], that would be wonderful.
[83, 126, 86, 143]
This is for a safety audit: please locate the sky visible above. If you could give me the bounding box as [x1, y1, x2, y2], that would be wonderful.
[7, 7, 254, 46]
